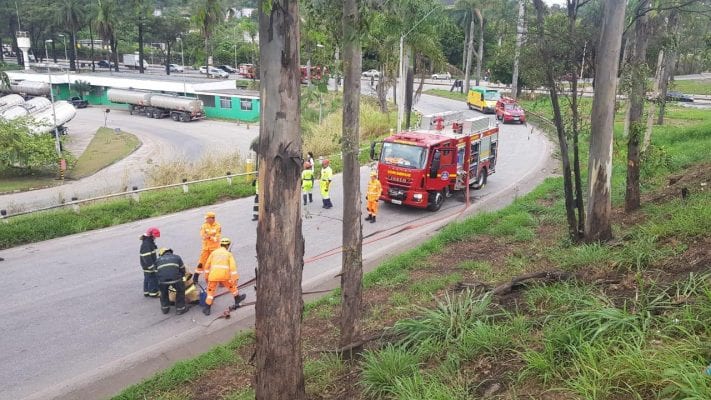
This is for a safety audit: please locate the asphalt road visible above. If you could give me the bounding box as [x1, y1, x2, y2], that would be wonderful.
[0, 93, 553, 400]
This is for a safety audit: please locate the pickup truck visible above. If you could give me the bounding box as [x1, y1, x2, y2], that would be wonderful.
[68, 96, 88, 109]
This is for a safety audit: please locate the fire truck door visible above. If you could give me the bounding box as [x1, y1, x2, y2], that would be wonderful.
[490, 141, 498, 171]
[470, 142, 480, 178]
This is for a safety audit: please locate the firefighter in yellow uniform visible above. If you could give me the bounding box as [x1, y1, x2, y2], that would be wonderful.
[365, 170, 382, 223]
[320, 159, 333, 209]
[194, 211, 221, 285]
[302, 161, 314, 205]
[202, 237, 246, 315]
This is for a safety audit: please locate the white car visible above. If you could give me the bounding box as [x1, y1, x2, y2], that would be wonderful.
[200, 66, 229, 78]
[362, 69, 380, 78]
[431, 72, 451, 80]
[169, 64, 184, 72]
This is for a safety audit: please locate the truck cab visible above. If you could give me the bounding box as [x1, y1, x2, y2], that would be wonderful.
[372, 112, 499, 211]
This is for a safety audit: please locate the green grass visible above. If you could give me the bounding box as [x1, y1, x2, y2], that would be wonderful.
[0, 171, 60, 193]
[112, 332, 253, 400]
[68, 127, 140, 179]
[423, 89, 467, 102]
[671, 79, 711, 96]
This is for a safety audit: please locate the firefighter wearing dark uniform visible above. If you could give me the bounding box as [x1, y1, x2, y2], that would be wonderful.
[156, 248, 188, 315]
[139, 227, 160, 297]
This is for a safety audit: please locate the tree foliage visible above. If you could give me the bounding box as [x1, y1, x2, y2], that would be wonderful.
[0, 119, 59, 170]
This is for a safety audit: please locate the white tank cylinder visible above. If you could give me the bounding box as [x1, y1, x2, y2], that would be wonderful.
[1, 105, 29, 120]
[11, 81, 51, 96]
[0, 94, 25, 111]
[25, 97, 52, 114]
[107, 89, 153, 106]
[150, 95, 203, 113]
[29, 101, 77, 134]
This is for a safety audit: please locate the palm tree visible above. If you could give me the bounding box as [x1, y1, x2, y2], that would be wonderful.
[95, 0, 119, 72]
[193, 0, 224, 70]
[73, 80, 92, 99]
[56, 0, 86, 72]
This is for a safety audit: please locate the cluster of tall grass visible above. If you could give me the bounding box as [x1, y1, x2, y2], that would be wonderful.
[145, 150, 249, 187]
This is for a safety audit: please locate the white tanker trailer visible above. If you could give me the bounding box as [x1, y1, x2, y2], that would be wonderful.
[10, 81, 51, 97]
[24, 97, 52, 114]
[0, 105, 29, 120]
[0, 94, 25, 112]
[107, 89, 204, 122]
[28, 101, 77, 135]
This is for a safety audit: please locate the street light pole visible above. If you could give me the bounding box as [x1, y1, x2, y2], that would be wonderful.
[58, 34, 68, 62]
[177, 37, 187, 96]
[45, 40, 62, 159]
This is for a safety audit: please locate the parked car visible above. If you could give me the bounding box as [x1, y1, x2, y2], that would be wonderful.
[168, 63, 184, 73]
[431, 72, 451, 80]
[495, 97, 526, 124]
[666, 91, 694, 102]
[361, 69, 380, 78]
[97, 60, 112, 68]
[199, 66, 229, 78]
[217, 65, 236, 73]
[68, 96, 88, 109]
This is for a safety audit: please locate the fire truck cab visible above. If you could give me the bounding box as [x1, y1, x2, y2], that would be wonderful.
[370, 111, 499, 211]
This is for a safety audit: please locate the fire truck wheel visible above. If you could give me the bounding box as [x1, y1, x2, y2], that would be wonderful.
[471, 168, 487, 190]
[427, 190, 445, 212]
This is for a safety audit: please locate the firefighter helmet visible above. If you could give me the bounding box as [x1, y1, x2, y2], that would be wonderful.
[146, 227, 161, 238]
[157, 247, 172, 257]
[205, 211, 216, 219]
[220, 237, 232, 246]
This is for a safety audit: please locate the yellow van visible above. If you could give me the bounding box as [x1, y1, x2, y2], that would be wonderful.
[467, 87, 501, 113]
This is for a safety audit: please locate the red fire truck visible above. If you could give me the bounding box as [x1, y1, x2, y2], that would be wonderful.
[370, 111, 499, 211]
[239, 63, 256, 79]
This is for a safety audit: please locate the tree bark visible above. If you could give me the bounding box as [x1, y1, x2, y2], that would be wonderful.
[657, 9, 679, 126]
[625, 1, 650, 212]
[511, 0, 525, 100]
[404, 48, 414, 129]
[90, 24, 95, 72]
[166, 44, 171, 75]
[0, 36, 4, 63]
[339, 0, 363, 358]
[138, 22, 145, 73]
[461, 15, 468, 73]
[567, 0, 585, 236]
[111, 36, 119, 72]
[474, 8, 484, 86]
[463, 17, 475, 94]
[644, 49, 663, 151]
[585, 0, 625, 241]
[255, 1, 306, 399]
[70, 31, 77, 71]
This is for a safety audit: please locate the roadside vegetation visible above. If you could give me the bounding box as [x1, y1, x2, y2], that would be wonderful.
[67, 127, 140, 179]
[671, 79, 711, 96]
[112, 101, 710, 399]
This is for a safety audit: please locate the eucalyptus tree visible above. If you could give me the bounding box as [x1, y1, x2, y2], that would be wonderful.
[56, 0, 86, 71]
[193, 0, 224, 69]
[95, 0, 119, 72]
[254, 0, 306, 397]
[456, 0, 486, 92]
[153, 13, 189, 75]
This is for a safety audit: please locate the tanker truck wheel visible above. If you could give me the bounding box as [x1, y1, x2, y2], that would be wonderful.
[145, 110, 153, 118]
[180, 113, 190, 122]
[171, 113, 179, 121]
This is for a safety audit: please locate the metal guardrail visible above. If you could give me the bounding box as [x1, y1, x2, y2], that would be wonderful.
[0, 170, 257, 221]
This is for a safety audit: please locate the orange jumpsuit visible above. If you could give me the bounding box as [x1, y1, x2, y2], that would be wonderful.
[203, 247, 239, 305]
[196, 221, 221, 272]
[366, 177, 382, 217]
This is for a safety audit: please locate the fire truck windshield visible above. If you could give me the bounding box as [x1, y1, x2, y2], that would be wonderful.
[381, 142, 427, 169]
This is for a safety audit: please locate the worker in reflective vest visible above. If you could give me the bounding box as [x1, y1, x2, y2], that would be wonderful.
[252, 179, 259, 221]
[302, 161, 314, 205]
[365, 170, 382, 223]
[139, 227, 160, 297]
[194, 212, 221, 284]
[202, 237, 246, 315]
[155, 248, 187, 315]
[320, 159, 333, 209]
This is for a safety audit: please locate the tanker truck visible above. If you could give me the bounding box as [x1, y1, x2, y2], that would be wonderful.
[28, 101, 77, 136]
[107, 88, 205, 122]
[11, 81, 51, 97]
[24, 97, 52, 114]
[0, 105, 29, 120]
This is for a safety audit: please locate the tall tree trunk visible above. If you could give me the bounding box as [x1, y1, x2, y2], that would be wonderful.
[585, 0, 625, 241]
[205, 37, 210, 69]
[0, 37, 4, 63]
[404, 47, 414, 129]
[657, 9, 679, 125]
[138, 22, 145, 73]
[90, 24, 95, 72]
[70, 31, 77, 71]
[625, 1, 650, 212]
[463, 17, 475, 94]
[461, 16, 468, 73]
[51, 39, 57, 63]
[166, 44, 171, 75]
[567, 1, 585, 236]
[339, 0, 363, 357]
[511, 0, 525, 99]
[474, 8, 483, 86]
[533, 0, 579, 241]
[255, 1, 306, 399]
[644, 48, 663, 151]
[111, 36, 119, 72]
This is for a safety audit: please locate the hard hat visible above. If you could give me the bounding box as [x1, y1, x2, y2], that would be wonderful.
[146, 227, 161, 238]
[370, 170, 378, 177]
[157, 247, 172, 257]
[322, 159, 330, 166]
[304, 161, 311, 169]
[220, 237, 232, 246]
[205, 211, 216, 219]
